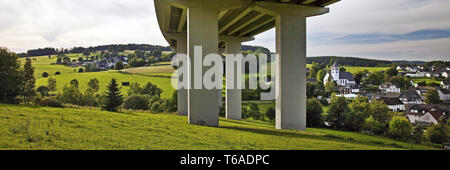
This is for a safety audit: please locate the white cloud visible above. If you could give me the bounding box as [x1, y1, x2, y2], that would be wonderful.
[0, 0, 449, 60]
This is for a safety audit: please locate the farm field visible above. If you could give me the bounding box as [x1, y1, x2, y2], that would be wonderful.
[36, 71, 175, 99]
[344, 66, 390, 74]
[410, 77, 441, 85]
[0, 104, 438, 150]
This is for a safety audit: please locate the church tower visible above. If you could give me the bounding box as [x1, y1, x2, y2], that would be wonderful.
[331, 62, 339, 81]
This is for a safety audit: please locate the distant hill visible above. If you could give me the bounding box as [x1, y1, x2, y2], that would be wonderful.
[307, 56, 426, 67]
[18, 44, 271, 57]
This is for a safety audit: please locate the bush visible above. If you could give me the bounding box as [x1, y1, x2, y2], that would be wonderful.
[42, 72, 49, 78]
[426, 123, 450, 144]
[266, 107, 275, 121]
[39, 97, 64, 108]
[412, 125, 424, 144]
[149, 96, 164, 113]
[362, 116, 387, 135]
[123, 95, 150, 110]
[388, 116, 413, 141]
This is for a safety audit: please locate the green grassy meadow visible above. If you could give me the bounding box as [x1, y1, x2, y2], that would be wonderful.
[26, 55, 176, 99]
[344, 66, 390, 74]
[0, 104, 438, 150]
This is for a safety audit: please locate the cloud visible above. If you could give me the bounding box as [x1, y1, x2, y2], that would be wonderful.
[0, 0, 449, 61]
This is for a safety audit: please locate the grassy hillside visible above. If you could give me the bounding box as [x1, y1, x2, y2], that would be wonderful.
[0, 104, 437, 150]
[27, 55, 176, 99]
[344, 66, 390, 74]
[36, 71, 175, 99]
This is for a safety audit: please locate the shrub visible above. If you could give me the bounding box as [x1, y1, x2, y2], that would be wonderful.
[36, 86, 50, 97]
[123, 95, 150, 110]
[266, 107, 275, 121]
[412, 125, 424, 144]
[39, 97, 64, 108]
[42, 72, 49, 78]
[388, 116, 413, 141]
[307, 98, 323, 127]
[426, 123, 450, 144]
[149, 96, 164, 113]
[362, 116, 386, 135]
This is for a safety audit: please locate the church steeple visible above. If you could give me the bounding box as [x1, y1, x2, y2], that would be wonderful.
[331, 62, 339, 81]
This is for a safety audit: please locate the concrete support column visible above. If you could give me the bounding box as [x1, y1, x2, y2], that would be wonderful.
[176, 34, 188, 116]
[275, 14, 307, 130]
[254, 2, 328, 130]
[187, 6, 220, 126]
[225, 40, 242, 120]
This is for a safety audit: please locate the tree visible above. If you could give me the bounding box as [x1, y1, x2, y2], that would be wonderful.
[326, 96, 349, 129]
[425, 89, 441, 104]
[114, 61, 124, 70]
[47, 77, 57, 94]
[324, 79, 337, 97]
[248, 103, 261, 120]
[103, 78, 123, 112]
[42, 72, 49, 78]
[266, 107, 275, 121]
[388, 116, 413, 141]
[369, 100, 391, 123]
[306, 98, 323, 127]
[83, 88, 96, 109]
[36, 86, 50, 97]
[353, 71, 366, 85]
[59, 84, 83, 105]
[0, 47, 23, 104]
[88, 78, 100, 92]
[412, 125, 424, 144]
[22, 58, 36, 105]
[362, 116, 384, 135]
[426, 122, 449, 144]
[365, 72, 384, 86]
[386, 66, 398, 78]
[70, 79, 79, 88]
[346, 96, 369, 131]
[141, 82, 162, 97]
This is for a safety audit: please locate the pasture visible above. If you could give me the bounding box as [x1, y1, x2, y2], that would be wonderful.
[0, 104, 438, 150]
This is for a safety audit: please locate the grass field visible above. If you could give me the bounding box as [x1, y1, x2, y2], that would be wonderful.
[25, 55, 176, 99]
[0, 104, 438, 150]
[411, 78, 441, 85]
[344, 66, 390, 74]
[20, 55, 83, 79]
[36, 71, 175, 99]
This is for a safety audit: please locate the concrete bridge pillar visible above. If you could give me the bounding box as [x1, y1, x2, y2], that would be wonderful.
[186, 6, 221, 126]
[255, 2, 329, 130]
[221, 36, 254, 120]
[175, 34, 188, 116]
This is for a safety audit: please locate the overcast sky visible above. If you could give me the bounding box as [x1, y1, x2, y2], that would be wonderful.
[1, 0, 449, 61]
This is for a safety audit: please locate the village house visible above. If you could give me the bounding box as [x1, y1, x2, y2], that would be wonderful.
[379, 82, 401, 93]
[442, 80, 450, 89]
[425, 71, 441, 78]
[399, 87, 422, 104]
[437, 88, 450, 102]
[405, 104, 450, 126]
[442, 70, 450, 78]
[379, 94, 405, 111]
[415, 86, 436, 100]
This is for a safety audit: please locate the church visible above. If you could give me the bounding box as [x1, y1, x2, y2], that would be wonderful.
[323, 62, 356, 87]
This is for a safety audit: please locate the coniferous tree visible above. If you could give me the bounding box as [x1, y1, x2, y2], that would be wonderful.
[103, 78, 123, 112]
[22, 58, 36, 105]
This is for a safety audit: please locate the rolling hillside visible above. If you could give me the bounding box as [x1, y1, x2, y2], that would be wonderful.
[0, 104, 438, 150]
